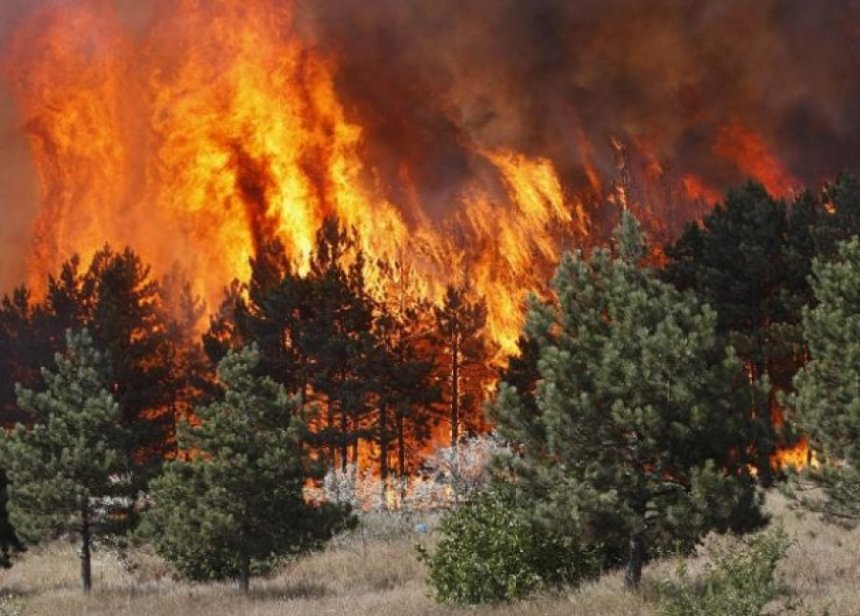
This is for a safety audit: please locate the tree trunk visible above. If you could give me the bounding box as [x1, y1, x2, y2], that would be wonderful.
[396, 412, 406, 479]
[450, 334, 460, 449]
[379, 404, 389, 481]
[351, 409, 359, 466]
[340, 407, 349, 471]
[327, 399, 336, 468]
[80, 506, 92, 593]
[396, 411, 407, 501]
[239, 551, 250, 593]
[624, 533, 644, 590]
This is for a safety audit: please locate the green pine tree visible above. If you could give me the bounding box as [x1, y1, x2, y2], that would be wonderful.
[146, 344, 350, 592]
[662, 182, 792, 383]
[787, 236, 860, 525]
[492, 212, 768, 589]
[662, 183, 809, 480]
[1, 329, 128, 592]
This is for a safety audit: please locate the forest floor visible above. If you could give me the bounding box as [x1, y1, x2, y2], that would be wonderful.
[0, 492, 857, 616]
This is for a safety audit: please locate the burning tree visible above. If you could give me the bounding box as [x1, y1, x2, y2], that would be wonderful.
[434, 286, 492, 448]
[492, 213, 768, 589]
[368, 258, 440, 482]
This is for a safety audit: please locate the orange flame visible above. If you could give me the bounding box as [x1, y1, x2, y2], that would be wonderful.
[769, 400, 816, 471]
[683, 174, 721, 204]
[714, 119, 799, 198]
[4, 0, 585, 354]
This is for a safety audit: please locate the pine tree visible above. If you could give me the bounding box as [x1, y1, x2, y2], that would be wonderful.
[0, 287, 53, 426]
[493, 213, 769, 589]
[239, 239, 313, 401]
[203, 279, 247, 364]
[434, 286, 490, 448]
[301, 218, 375, 468]
[368, 258, 440, 483]
[158, 266, 212, 456]
[0, 330, 128, 592]
[35, 247, 175, 494]
[663, 182, 791, 382]
[662, 183, 811, 479]
[788, 237, 860, 524]
[146, 345, 350, 592]
[85, 247, 173, 481]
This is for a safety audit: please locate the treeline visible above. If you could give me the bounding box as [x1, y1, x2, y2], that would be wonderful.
[2, 175, 860, 594]
[0, 218, 499, 590]
[424, 176, 860, 603]
[0, 220, 496, 482]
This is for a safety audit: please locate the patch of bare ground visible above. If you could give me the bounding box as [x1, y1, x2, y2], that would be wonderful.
[0, 492, 856, 615]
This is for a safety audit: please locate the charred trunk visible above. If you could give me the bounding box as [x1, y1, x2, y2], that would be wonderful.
[327, 399, 336, 468]
[379, 403, 389, 481]
[450, 334, 460, 449]
[340, 406, 348, 471]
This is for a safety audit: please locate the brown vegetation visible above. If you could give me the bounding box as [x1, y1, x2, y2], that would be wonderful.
[0, 494, 856, 616]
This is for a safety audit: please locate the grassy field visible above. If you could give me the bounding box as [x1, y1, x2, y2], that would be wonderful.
[0, 493, 857, 615]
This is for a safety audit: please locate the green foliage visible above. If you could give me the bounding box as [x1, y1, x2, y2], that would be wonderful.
[2, 329, 128, 540]
[663, 183, 792, 342]
[492, 212, 768, 588]
[0, 329, 128, 591]
[662, 178, 860, 481]
[0, 247, 192, 498]
[145, 345, 351, 589]
[417, 484, 598, 604]
[46, 248, 176, 482]
[654, 526, 791, 616]
[788, 236, 860, 525]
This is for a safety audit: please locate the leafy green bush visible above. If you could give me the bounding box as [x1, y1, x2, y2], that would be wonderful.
[654, 525, 791, 616]
[417, 485, 598, 604]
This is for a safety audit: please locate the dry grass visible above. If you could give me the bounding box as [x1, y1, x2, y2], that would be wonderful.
[0, 492, 857, 615]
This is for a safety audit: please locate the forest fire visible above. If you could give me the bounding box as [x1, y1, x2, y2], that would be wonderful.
[1, 0, 858, 477]
[2, 0, 587, 356]
[4, 0, 846, 352]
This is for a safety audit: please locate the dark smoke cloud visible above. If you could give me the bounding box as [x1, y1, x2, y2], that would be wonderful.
[300, 0, 860, 204]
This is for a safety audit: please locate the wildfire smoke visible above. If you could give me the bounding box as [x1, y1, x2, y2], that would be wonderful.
[2, 0, 859, 353]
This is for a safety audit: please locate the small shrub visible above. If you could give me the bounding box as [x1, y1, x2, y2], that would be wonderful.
[417, 484, 598, 604]
[654, 525, 791, 616]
